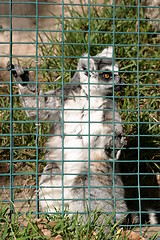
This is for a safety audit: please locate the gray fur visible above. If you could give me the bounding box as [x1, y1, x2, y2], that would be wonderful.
[9, 47, 128, 223]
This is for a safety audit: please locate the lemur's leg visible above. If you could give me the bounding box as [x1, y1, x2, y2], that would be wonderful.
[7, 62, 62, 121]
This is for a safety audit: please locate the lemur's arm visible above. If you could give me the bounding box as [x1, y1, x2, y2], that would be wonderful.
[7, 62, 62, 120]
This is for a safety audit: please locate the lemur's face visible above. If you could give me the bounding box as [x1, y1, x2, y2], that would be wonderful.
[77, 47, 123, 95]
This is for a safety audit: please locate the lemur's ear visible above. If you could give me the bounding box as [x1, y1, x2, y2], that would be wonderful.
[77, 54, 96, 73]
[101, 46, 113, 58]
[94, 46, 113, 59]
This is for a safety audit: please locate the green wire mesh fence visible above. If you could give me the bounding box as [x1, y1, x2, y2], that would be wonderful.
[0, 0, 160, 236]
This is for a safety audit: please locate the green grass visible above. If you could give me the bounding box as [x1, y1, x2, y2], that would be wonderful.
[1, 202, 160, 239]
[0, 0, 160, 238]
[0, 202, 122, 239]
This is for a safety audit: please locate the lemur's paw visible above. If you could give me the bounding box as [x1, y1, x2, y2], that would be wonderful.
[6, 62, 29, 85]
[105, 133, 125, 159]
[7, 62, 14, 71]
[7, 62, 24, 76]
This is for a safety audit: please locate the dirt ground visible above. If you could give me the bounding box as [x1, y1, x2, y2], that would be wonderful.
[0, 0, 82, 69]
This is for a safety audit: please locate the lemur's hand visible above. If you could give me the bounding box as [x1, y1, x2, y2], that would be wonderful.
[7, 62, 37, 94]
[7, 62, 30, 86]
[105, 133, 127, 159]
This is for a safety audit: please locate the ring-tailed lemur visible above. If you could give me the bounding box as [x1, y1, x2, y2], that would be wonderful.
[8, 47, 127, 222]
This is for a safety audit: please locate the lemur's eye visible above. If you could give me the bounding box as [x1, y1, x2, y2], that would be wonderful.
[104, 74, 110, 79]
[102, 73, 111, 79]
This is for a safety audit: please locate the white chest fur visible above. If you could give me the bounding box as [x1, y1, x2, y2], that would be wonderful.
[64, 93, 105, 140]
[63, 92, 111, 172]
